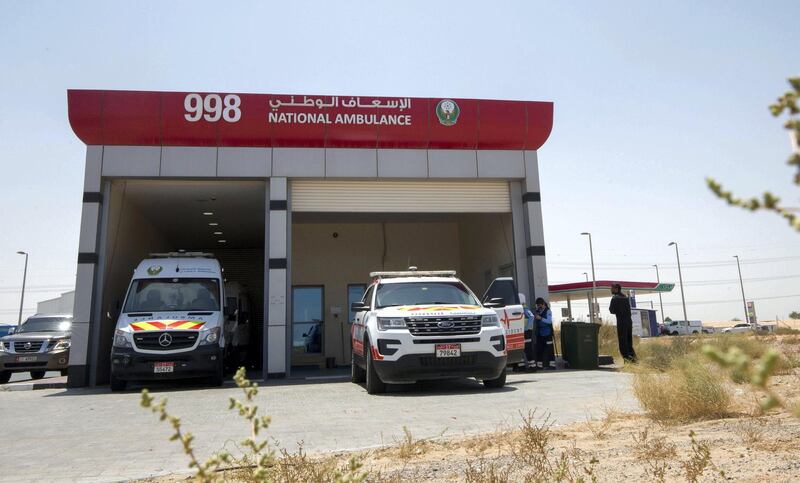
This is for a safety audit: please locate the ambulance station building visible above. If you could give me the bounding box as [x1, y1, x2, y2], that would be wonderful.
[66, 90, 553, 386]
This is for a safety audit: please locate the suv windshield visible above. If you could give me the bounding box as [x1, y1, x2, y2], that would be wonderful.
[17, 317, 72, 333]
[375, 282, 478, 309]
[124, 278, 221, 312]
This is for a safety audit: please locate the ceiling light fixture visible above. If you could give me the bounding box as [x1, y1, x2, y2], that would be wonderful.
[213, 231, 223, 235]
[208, 222, 219, 226]
[203, 212, 214, 216]
[218, 239, 227, 243]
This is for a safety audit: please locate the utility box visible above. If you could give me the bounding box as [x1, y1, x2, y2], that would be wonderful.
[560, 322, 600, 370]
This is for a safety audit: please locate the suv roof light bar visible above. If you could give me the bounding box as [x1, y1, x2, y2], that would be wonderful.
[370, 270, 457, 278]
[149, 252, 215, 258]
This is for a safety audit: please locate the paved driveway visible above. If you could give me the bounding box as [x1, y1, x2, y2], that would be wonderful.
[0, 369, 637, 482]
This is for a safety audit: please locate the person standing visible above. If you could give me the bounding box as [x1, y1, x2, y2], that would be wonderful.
[522, 305, 536, 371]
[533, 297, 555, 370]
[609, 283, 637, 362]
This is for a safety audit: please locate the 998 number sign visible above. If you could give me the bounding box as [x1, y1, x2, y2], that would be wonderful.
[184, 93, 241, 123]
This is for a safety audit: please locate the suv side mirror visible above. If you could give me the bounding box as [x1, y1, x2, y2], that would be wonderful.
[483, 297, 506, 308]
[350, 302, 369, 312]
[7, 327, 15, 335]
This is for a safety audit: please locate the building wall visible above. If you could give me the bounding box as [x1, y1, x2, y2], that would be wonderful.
[69, 145, 548, 385]
[94, 180, 171, 383]
[458, 213, 516, 298]
[291, 221, 462, 365]
[37, 291, 75, 315]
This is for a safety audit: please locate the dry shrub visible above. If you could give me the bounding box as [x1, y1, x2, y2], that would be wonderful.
[509, 410, 552, 469]
[583, 406, 625, 440]
[632, 356, 731, 423]
[636, 336, 693, 371]
[227, 445, 366, 483]
[464, 455, 512, 483]
[735, 418, 766, 445]
[597, 323, 620, 360]
[682, 431, 723, 482]
[706, 334, 768, 360]
[631, 427, 677, 482]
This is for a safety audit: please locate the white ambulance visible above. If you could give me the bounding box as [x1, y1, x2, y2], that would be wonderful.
[350, 269, 509, 394]
[109, 253, 228, 391]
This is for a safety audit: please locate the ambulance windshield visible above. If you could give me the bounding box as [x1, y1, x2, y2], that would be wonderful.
[375, 282, 477, 309]
[124, 278, 221, 312]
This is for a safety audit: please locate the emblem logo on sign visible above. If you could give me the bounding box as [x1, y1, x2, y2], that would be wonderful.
[438, 320, 455, 329]
[436, 99, 460, 126]
[158, 333, 173, 347]
[147, 266, 163, 276]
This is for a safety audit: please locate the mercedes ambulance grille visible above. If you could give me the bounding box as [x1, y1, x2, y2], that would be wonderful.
[133, 332, 198, 351]
[14, 341, 45, 353]
[404, 316, 482, 336]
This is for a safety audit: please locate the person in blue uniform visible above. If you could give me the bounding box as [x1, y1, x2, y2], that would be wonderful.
[533, 297, 555, 370]
[522, 305, 536, 371]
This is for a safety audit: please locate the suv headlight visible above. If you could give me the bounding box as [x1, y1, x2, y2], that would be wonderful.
[199, 327, 221, 345]
[0, 340, 7, 352]
[482, 315, 501, 327]
[377, 317, 406, 331]
[113, 329, 132, 348]
[50, 339, 71, 351]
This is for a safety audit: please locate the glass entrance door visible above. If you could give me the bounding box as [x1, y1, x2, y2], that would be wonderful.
[291, 286, 324, 367]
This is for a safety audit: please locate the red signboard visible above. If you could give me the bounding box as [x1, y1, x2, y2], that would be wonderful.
[67, 90, 553, 150]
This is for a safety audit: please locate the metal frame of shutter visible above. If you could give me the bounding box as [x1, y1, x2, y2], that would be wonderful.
[291, 180, 511, 213]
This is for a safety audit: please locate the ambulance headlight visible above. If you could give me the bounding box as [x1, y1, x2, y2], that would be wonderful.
[482, 315, 501, 327]
[377, 317, 406, 331]
[113, 329, 132, 348]
[200, 327, 221, 345]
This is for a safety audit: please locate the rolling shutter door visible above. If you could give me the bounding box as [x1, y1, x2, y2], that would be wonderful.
[291, 180, 510, 213]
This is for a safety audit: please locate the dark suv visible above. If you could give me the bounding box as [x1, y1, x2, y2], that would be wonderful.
[0, 315, 72, 384]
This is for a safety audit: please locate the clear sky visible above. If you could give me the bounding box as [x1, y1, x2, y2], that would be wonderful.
[0, 0, 798, 324]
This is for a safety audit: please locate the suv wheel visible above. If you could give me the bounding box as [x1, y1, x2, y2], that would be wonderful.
[0, 371, 10, 384]
[351, 351, 366, 384]
[365, 340, 386, 394]
[30, 370, 46, 380]
[109, 374, 127, 392]
[483, 370, 507, 389]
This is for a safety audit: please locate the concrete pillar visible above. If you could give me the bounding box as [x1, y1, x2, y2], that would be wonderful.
[266, 177, 289, 378]
[68, 146, 104, 387]
[509, 181, 531, 302]
[522, 151, 549, 303]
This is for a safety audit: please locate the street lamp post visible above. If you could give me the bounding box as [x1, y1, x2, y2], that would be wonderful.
[16, 251, 28, 326]
[583, 272, 591, 322]
[652, 264, 665, 324]
[581, 233, 597, 323]
[668, 242, 688, 322]
[733, 255, 749, 327]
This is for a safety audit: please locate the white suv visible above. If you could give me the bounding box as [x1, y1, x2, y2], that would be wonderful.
[350, 270, 507, 394]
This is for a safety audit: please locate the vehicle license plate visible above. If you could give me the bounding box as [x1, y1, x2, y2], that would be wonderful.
[435, 344, 461, 358]
[16, 356, 37, 363]
[154, 362, 175, 373]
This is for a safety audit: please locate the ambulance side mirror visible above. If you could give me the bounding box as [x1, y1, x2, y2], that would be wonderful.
[351, 302, 369, 313]
[483, 297, 505, 308]
[518, 293, 527, 306]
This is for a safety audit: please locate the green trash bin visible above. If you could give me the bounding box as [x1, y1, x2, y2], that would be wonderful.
[560, 322, 600, 370]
